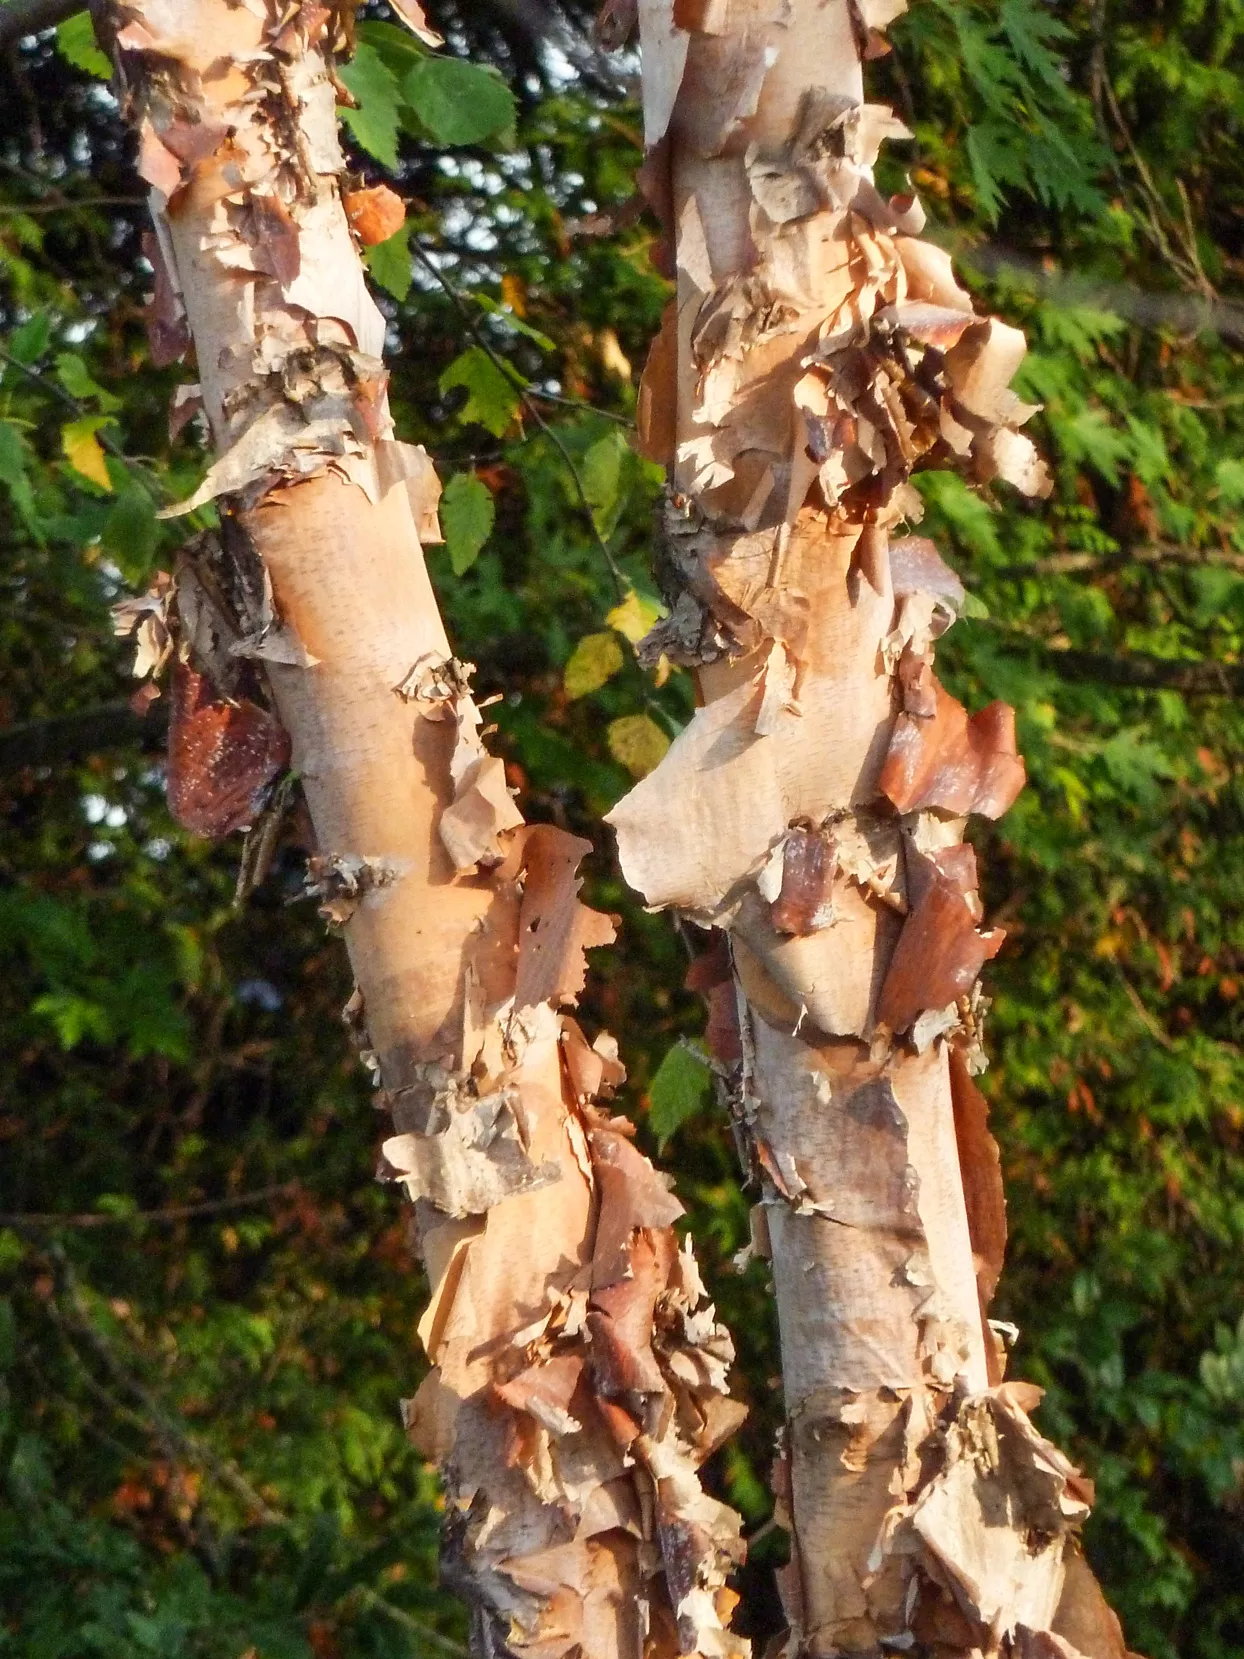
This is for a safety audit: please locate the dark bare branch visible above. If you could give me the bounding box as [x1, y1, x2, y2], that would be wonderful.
[1002, 543, 1244, 578]
[0, 1181, 299, 1229]
[0, 0, 79, 55]
[1043, 645, 1244, 694]
[0, 700, 167, 772]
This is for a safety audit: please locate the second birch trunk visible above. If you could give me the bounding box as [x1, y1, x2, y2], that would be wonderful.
[609, 5, 1137, 1658]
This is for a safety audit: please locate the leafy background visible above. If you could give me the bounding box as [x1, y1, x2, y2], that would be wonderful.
[1, 0, 1243, 1654]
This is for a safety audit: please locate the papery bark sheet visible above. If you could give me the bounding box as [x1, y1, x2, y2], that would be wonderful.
[607, 3, 1135, 1657]
[103, 4, 746, 1654]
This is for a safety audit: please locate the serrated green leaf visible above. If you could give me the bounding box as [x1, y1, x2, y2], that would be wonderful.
[57, 352, 121, 412]
[8, 313, 50, 365]
[355, 18, 425, 76]
[648, 1041, 712, 1149]
[32, 991, 113, 1049]
[338, 42, 402, 168]
[439, 346, 523, 437]
[56, 11, 111, 78]
[0, 420, 41, 537]
[582, 429, 628, 536]
[564, 632, 624, 700]
[441, 472, 495, 575]
[365, 220, 412, 302]
[403, 57, 516, 146]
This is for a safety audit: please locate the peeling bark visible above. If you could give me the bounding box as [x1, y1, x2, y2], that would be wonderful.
[102, 4, 745, 1654]
[608, 4, 1136, 1657]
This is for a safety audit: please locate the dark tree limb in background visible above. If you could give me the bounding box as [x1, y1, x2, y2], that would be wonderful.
[0, 701, 167, 770]
[0, 1182, 299, 1230]
[0, 0, 78, 55]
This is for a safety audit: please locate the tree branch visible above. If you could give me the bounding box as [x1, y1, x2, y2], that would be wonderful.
[0, 700, 167, 772]
[0, 0, 79, 55]
[1041, 643, 1244, 694]
[1001, 543, 1244, 578]
[0, 1181, 299, 1229]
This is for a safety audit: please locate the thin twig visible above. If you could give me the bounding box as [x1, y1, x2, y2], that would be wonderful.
[43, 1247, 286, 1526]
[981, 619, 1244, 694]
[41, 1274, 227, 1572]
[409, 239, 689, 738]
[0, 196, 143, 214]
[1116, 968, 1175, 1050]
[997, 543, 1244, 579]
[0, 1181, 299, 1230]
[410, 238, 628, 600]
[0, 345, 173, 503]
[354, 1588, 469, 1657]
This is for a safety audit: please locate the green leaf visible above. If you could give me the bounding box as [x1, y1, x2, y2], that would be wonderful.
[355, 18, 426, 76]
[365, 220, 412, 302]
[473, 293, 556, 353]
[1213, 457, 1244, 507]
[94, 1193, 139, 1219]
[31, 991, 113, 1049]
[8, 313, 50, 365]
[338, 42, 402, 169]
[581, 430, 628, 536]
[403, 57, 516, 146]
[439, 346, 523, 436]
[564, 632, 624, 700]
[441, 472, 495, 575]
[0, 420, 41, 537]
[56, 352, 121, 412]
[56, 11, 112, 79]
[648, 1041, 712, 1149]
[102, 487, 160, 581]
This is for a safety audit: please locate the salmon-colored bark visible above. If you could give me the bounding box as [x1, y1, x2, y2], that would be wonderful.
[609, 5, 1136, 1657]
[104, 4, 746, 1653]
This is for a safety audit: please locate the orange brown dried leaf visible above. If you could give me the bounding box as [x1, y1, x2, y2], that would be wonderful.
[344, 183, 406, 246]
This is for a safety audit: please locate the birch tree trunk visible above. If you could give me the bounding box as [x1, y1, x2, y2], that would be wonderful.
[609, 5, 1137, 1656]
[100, 5, 746, 1654]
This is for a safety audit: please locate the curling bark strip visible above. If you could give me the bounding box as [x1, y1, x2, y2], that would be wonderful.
[608, 4, 1136, 1657]
[101, 4, 746, 1654]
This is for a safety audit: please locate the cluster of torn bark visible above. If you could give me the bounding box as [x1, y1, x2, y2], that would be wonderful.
[104, 4, 747, 1654]
[606, 4, 1135, 1658]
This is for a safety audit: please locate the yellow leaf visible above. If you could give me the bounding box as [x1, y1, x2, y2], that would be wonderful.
[608, 714, 670, 779]
[597, 327, 633, 382]
[564, 631, 624, 700]
[605, 588, 664, 645]
[62, 416, 112, 491]
[501, 271, 527, 316]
